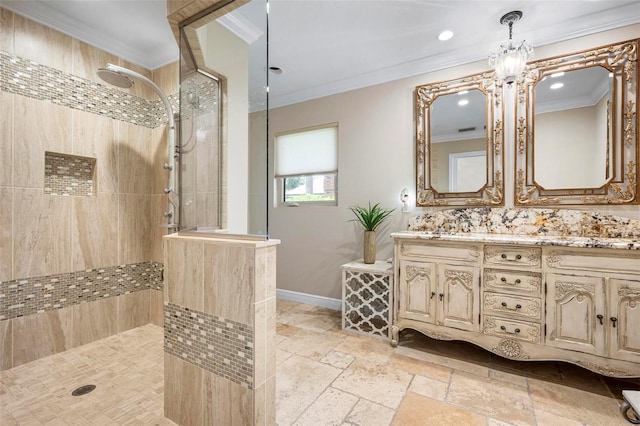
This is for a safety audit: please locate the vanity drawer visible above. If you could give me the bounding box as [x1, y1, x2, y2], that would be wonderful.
[482, 316, 541, 343]
[483, 292, 541, 320]
[484, 269, 542, 294]
[399, 242, 481, 263]
[484, 245, 541, 268]
[546, 248, 640, 276]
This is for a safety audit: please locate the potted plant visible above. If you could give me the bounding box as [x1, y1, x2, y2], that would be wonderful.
[349, 202, 395, 264]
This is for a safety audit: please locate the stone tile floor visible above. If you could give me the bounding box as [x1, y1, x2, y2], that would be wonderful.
[2, 300, 639, 425]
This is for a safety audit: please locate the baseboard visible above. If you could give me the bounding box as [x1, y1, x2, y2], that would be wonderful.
[276, 289, 341, 311]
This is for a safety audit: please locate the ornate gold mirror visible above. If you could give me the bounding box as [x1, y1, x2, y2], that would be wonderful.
[416, 72, 504, 206]
[515, 39, 638, 205]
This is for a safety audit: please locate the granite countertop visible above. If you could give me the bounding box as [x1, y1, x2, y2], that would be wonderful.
[391, 231, 640, 250]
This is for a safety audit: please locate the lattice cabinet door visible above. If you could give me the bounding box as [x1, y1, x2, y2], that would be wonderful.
[341, 260, 394, 340]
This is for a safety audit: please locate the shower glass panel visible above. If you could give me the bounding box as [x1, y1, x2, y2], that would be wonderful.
[179, 0, 268, 236]
[179, 70, 222, 232]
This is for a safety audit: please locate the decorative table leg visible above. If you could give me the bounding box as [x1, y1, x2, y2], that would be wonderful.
[391, 325, 399, 347]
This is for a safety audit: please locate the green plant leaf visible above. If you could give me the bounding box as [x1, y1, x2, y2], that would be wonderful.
[349, 201, 395, 231]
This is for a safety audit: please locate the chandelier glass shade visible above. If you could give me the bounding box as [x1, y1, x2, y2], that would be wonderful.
[488, 11, 533, 85]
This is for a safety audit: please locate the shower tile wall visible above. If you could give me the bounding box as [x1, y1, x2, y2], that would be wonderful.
[0, 8, 179, 369]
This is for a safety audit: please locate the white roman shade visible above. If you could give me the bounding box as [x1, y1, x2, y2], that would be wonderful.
[274, 124, 338, 178]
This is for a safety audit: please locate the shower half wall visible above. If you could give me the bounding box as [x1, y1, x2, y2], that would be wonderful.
[0, 8, 177, 369]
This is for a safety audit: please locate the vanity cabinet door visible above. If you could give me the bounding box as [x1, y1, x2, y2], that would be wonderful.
[439, 264, 480, 332]
[609, 278, 640, 363]
[545, 274, 606, 356]
[398, 260, 437, 324]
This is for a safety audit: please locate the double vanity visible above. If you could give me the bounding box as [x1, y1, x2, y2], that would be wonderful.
[391, 208, 640, 377]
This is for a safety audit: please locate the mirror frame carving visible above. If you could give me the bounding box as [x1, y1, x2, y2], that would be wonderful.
[515, 39, 638, 205]
[416, 72, 505, 206]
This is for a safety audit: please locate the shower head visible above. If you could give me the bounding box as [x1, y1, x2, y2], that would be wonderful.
[96, 68, 134, 89]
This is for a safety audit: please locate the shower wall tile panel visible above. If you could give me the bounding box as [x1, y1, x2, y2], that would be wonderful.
[0, 90, 12, 186]
[44, 152, 95, 196]
[164, 302, 255, 389]
[0, 51, 178, 129]
[0, 261, 163, 321]
[14, 14, 72, 73]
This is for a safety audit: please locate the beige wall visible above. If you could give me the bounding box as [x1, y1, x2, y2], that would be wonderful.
[267, 23, 640, 300]
[0, 8, 178, 282]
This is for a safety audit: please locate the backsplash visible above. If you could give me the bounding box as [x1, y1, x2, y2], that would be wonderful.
[408, 208, 640, 239]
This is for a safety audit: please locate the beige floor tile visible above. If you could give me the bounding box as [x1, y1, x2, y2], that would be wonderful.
[277, 305, 341, 333]
[277, 348, 294, 367]
[392, 392, 486, 426]
[276, 354, 342, 426]
[388, 353, 452, 382]
[334, 334, 395, 365]
[320, 350, 355, 369]
[332, 359, 412, 409]
[1, 301, 634, 426]
[345, 398, 395, 426]
[293, 387, 359, 426]
[408, 374, 449, 401]
[489, 368, 529, 388]
[447, 371, 535, 426]
[278, 328, 346, 360]
[529, 377, 627, 425]
[532, 408, 585, 426]
[395, 345, 490, 378]
[276, 299, 303, 314]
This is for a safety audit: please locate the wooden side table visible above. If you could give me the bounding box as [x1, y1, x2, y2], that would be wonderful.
[341, 260, 393, 340]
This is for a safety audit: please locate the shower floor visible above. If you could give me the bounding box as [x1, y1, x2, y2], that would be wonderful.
[2, 300, 637, 425]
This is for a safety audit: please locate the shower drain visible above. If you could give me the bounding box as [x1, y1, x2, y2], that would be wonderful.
[71, 384, 96, 396]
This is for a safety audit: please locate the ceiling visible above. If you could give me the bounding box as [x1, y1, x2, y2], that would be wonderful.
[3, 0, 640, 108]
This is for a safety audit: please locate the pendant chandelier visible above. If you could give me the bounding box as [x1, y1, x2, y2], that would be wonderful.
[488, 11, 533, 86]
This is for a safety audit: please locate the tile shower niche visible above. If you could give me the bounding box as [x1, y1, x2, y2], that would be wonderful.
[44, 151, 96, 196]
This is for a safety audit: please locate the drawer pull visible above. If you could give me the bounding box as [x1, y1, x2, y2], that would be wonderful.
[500, 277, 522, 285]
[501, 302, 522, 311]
[500, 253, 523, 261]
[597, 314, 603, 325]
[439, 293, 444, 301]
[611, 317, 618, 328]
[500, 325, 521, 335]
[430, 291, 436, 300]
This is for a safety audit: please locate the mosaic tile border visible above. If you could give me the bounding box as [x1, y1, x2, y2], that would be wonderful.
[164, 302, 254, 389]
[0, 51, 178, 129]
[0, 261, 163, 321]
[44, 151, 95, 196]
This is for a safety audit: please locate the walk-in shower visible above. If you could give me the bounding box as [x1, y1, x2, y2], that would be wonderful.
[97, 63, 179, 231]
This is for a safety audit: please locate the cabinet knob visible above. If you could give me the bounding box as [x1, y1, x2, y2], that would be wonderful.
[596, 314, 603, 325]
[500, 253, 523, 262]
[439, 293, 444, 301]
[430, 291, 436, 299]
[611, 317, 618, 328]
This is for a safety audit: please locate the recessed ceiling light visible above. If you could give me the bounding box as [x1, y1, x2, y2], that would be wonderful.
[550, 82, 564, 90]
[458, 99, 469, 106]
[269, 66, 283, 75]
[551, 72, 565, 78]
[438, 30, 454, 41]
[458, 90, 469, 95]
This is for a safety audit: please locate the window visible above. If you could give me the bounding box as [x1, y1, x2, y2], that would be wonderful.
[275, 123, 338, 205]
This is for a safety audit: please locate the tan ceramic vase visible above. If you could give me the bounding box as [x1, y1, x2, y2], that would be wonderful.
[363, 231, 376, 264]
